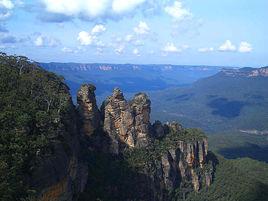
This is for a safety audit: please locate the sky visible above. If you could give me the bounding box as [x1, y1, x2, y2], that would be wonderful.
[0, 0, 267, 67]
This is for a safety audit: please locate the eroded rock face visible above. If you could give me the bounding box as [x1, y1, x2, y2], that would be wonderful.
[102, 88, 135, 153]
[157, 139, 211, 193]
[102, 89, 151, 153]
[249, 67, 268, 77]
[77, 84, 101, 137]
[75, 86, 214, 200]
[130, 93, 151, 147]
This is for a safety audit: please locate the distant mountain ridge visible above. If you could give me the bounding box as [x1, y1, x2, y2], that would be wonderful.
[41, 62, 226, 72]
[40, 63, 227, 98]
[221, 66, 268, 77]
[150, 66, 268, 133]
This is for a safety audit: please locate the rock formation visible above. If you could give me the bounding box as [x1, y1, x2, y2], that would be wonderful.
[76, 85, 214, 200]
[158, 139, 211, 192]
[101, 88, 151, 153]
[249, 67, 268, 77]
[36, 84, 213, 201]
[101, 88, 135, 153]
[130, 93, 151, 147]
[77, 84, 101, 137]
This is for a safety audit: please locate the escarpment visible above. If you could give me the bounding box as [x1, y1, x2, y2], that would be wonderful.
[0, 52, 214, 201]
[0, 54, 87, 201]
[77, 84, 215, 201]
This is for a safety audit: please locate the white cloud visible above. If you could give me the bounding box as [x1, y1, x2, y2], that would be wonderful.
[112, 0, 145, 14]
[125, 34, 134, 42]
[134, 21, 150, 35]
[0, 11, 11, 20]
[96, 47, 103, 55]
[77, 24, 106, 46]
[42, 0, 148, 19]
[34, 35, 60, 47]
[239, 41, 252, 53]
[95, 40, 105, 47]
[133, 48, 140, 56]
[162, 42, 181, 53]
[77, 31, 94, 45]
[115, 44, 124, 55]
[91, 24, 106, 35]
[62, 47, 74, 53]
[34, 35, 44, 47]
[198, 47, 214, 53]
[0, 0, 14, 9]
[133, 39, 144, 46]
[165, 1, 192, 21]
[218, 40, 236, 52]
[42, 0, 88, 16]
[0, 0, 14, 21]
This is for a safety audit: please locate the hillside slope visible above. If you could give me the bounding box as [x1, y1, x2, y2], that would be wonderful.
[0, 53, 87, 201]
[150, 67, 268, 133]
[186, 157, 268, 201]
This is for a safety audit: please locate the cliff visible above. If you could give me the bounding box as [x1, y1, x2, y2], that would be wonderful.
[0, 53, 87, 201]
[77, 84, 214, 201]
[221, 66, 268, 77]
[0, 53, 214, 201]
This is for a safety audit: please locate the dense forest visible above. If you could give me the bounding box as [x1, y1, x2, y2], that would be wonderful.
[0, 53, 74, 200]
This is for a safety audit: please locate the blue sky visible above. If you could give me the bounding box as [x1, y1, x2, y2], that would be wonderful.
[0, 0, 267, 67]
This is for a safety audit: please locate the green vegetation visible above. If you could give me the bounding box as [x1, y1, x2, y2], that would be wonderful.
[208, 132, 268, 162]
[125, 128, 206, 169]
[0, 53, 72, 200]
[150, 72, 268, 133]
[186, 156, 268, 201]
[79, 129, 208, 201]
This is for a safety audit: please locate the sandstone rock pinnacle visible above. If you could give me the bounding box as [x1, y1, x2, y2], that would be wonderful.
[77, 84, 101, 137]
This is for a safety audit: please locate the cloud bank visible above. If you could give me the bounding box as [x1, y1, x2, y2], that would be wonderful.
[41, 0, 155, 19]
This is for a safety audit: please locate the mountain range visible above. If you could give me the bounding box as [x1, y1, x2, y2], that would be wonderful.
[40, 63, 225, 100]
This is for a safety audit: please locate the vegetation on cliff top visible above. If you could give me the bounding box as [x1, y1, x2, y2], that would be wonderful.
[0, 53, 72, 200]
[125, 128, 206, 169]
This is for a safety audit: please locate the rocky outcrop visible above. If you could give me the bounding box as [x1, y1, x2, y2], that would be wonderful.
[101, 88, 151, 153]
[130, 93, 151, 147]
[249, 67, 268, 77]
[158, 139, 211, 192]
[222, 67, 268, 77]
[101, 88, 135, 153]
[77, 84, 101, 137]
[74, 85, 214, 201]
